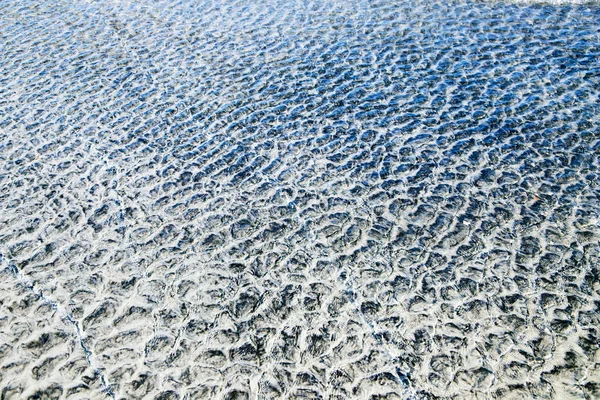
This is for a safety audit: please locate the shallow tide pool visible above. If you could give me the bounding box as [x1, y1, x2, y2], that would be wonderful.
[1, 0, 599, 398]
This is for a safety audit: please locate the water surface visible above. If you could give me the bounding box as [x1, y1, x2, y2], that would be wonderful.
[0, 0, 599, 398]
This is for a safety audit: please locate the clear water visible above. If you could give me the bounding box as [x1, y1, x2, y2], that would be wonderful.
[0, 0, 599, 399]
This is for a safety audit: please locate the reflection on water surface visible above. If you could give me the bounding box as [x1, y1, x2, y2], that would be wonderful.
[0, 0, 599, 398]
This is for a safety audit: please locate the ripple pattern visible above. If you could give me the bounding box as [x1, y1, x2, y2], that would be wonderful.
[1, 0, 599, 399]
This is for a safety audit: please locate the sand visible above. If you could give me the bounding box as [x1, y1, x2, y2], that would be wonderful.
[0, 0, 599, 398]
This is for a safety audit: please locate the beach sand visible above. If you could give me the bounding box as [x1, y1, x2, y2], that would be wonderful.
[1, 0, 599, 398]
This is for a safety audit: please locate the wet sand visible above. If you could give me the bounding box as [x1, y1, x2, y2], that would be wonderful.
[1, 0, 599, 398]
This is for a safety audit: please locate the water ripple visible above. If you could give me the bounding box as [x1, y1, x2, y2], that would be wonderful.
[1, 0, 599, 399]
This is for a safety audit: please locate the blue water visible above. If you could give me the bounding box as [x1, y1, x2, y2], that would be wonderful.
[0, 0, 599, 398]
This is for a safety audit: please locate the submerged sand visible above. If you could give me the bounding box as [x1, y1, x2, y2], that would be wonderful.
[1, 0, 599, 398]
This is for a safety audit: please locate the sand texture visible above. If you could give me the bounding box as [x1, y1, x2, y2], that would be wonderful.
[1, 0, 599, 398]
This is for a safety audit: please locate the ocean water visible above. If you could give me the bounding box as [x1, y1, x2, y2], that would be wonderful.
[0, 0, 599, 399]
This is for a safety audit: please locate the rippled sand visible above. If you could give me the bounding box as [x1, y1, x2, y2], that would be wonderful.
[1, 0, 599, 399]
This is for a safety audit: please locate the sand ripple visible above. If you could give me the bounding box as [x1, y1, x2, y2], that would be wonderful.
[1, 0, 599, 398]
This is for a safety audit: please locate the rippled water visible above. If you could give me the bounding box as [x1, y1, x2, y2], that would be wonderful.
[1, 0, 599, 398]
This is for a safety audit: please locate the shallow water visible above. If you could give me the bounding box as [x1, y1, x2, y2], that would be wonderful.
[1, 0, 599, 399]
